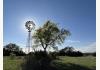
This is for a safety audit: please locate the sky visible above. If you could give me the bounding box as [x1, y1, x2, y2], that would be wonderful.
[4, 0, 96, 53]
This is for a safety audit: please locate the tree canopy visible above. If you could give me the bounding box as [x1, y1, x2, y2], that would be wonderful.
[3, 43, 25, 56]
[33, 20, 71, 52]
[59, 46, 83, 56]
[4, 43, 20, 51]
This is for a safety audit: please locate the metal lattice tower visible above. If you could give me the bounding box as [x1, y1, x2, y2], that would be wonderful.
[25, 21, 35, 53]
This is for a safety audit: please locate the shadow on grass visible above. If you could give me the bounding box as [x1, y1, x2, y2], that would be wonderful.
[21, 55, 96, 70]
[52, 61, 96, 70]
[21, 60, 95, 70]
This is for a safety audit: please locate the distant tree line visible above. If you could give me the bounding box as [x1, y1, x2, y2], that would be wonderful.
[83, 52, 96, 57]
[3, 43, 26, 56]
[57, 46, 83, 57]
[3, 43, 96, 57]
[50, 46, 96, 57]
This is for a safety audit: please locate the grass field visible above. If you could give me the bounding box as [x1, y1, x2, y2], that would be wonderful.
[3, 56, 24, 70]
[52, 56, 96, 70]
[3, 56, 96, 70]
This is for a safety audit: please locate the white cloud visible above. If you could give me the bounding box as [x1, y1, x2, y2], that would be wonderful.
[66, 40, 80, 43]
[76, 42, 96, 53]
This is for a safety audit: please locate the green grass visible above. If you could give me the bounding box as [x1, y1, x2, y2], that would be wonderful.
[52, 56, 96, 70]
[3, 56, 96, 70]
[3, 56, 24, 70]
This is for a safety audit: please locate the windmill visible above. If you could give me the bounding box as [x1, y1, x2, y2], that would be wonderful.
[25, 21, 35, 53]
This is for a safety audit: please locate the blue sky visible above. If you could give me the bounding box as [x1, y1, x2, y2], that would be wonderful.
[4, 0, 96, 52]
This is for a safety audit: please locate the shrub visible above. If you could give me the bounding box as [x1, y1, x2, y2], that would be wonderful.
[3, 48, 26, 56]
[22, 51, 55, 70]
[92, 52, 96, 57]
[49, 52, 59, 59]
[58, 50, 83, 57]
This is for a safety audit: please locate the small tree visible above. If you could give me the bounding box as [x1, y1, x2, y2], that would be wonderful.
[33, 20, 70, 52]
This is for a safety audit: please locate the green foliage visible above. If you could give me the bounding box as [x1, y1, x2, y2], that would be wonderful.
[22, 52, 53, 70]
[92, 52, 96, 56]
[49, 52, 59, 59]
[3, 43, 26, 56]
[34, 51, 50, 60]
[4, 43, 20, 51]
[33, 20, 70, 52]
[59, 47, 83, 56]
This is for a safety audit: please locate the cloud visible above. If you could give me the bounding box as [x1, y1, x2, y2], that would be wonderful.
[76, 42, 96, 53]
[65, 40, 80, 43]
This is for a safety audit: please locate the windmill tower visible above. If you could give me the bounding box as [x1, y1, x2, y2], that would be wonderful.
[25, 21, 35, 53]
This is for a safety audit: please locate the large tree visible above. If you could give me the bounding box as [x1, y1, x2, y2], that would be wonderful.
[33, 20, 71, 52]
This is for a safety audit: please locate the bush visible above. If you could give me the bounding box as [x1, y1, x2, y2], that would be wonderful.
[59, 50, 66, 56]
[3, 48, 26, 56]
[3, 48, 11, 56]
[22, 51, 55, 70]
[92, 52, 96, 57]
[58, 50, 83, 57]
[34, 51, 49, 59]
[58, 47, 83, 57]
[49, 52, 59, 59]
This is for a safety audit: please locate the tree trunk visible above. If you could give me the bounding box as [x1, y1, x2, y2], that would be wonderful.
[44, 48, 46, 53]
[44, 44, 48, 53]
